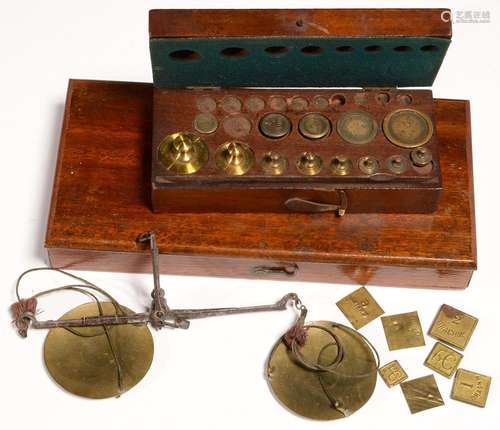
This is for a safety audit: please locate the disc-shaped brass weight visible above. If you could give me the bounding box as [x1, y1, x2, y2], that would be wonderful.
[158, 132, 209, 174]
[215, 141, 255, 175]
[337, 111, 378, 144]
[44, 302, 154, 399]
[267, 321, 377, 420]
[383, 109, 434, 148]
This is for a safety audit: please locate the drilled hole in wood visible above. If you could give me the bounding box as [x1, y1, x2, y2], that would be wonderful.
[301, 46, 323, 55]
[221, 47, 249, 58]
[398, 94, 413, 105]
[169, 49, 200, 61]
[331, 94, 346, 106]
[265, 46, 289, 55]
[376, 93, 390, 104]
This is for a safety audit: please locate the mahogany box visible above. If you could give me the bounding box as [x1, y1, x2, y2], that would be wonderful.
[45, 80, 476, 289]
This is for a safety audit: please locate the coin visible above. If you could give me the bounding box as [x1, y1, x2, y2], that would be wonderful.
[383, 108, 434, 148]
[381, 311, 425, 351]
[336, 287, 384, 329]
[330, 156, 353, 176]
[358, 156, 379, 175]
[44, 302, 153, 399]
[261, 151, 288, 175]
[299, 113, 331, 139]
[379, 360, 408, 388]
[215, 141, 254, 176]
[245, 96, 265, 113]
[400, 375, 444, 414]
[158, 132, 209, 175]
[221, 96, 242, 113]
[424, 342, 463, 378]
[337, 111, 378, 144]
[428, 304, 478, 350]
[259, 113, 291, 138]
[297, 152, 322, 175]
[193, 113, 218, 134]
[267, 321, 377, 420]
[451, 369, 491, 407]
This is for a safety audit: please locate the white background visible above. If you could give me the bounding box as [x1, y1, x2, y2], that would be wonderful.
[1, 0, 499, 429]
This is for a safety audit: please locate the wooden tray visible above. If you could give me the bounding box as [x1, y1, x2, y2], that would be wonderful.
[45, 79, 476, 289]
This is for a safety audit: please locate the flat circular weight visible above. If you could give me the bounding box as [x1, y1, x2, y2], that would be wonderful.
[299, 113, 331, 140]
[259, 113, 291, 138]
[267, 321, 377, 420]
[383, 108, 434, 148]
[337, 111, 378, 144]
[193, 113, 218, 134]
[44, 302, 154, 399]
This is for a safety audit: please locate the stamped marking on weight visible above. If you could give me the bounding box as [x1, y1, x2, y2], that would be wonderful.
[381, 311, 425, 351]
[379, 360, 408, 388]
[336, 287, 384, 329]
[401, 375, 444, 414]
[424, 342, 463, 378]
[428, 304, 478, 350]
[451, 369, 491, 407]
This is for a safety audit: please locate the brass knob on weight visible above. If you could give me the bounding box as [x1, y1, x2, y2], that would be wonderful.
[297, 152, 322, 176]
[158, 132, 208, 175]
[261, 151, 288, 175]
[330, 156, 353, 176]
[410, 147, 433, 166]
[215, 141, 255, 176]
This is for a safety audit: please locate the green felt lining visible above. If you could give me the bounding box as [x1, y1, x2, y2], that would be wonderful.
[150, 36, 450, 88]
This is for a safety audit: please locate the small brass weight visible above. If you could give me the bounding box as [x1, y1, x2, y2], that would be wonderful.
[11, 232, 378, 419]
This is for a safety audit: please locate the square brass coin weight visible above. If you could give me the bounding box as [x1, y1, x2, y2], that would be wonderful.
[381, 311, 425, 351]
[379, 360, 408, 388]
[429, 304, 478, 350]
[424, 342, 463, 378]
[400, 375, 444, 414]
[451, 369, 491, 407]
[336, 287, 384, 329]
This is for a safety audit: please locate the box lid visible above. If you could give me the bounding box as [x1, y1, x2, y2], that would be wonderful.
[149, 9, 452, 88]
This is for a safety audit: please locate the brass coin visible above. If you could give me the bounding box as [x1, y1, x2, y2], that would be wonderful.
[222, 115, 252, 138]
[383, 108, 434, 148]
[299, 113, 331, 140]
[245, 96, 265, 113]
[196, 96, 217, 113]
[158, 132, 209, 175]
[410, 147, 433, 166]
[193, 113, 218, 134]
[221, 96, 242, 113]
[267, 321, 377, 420]
[297, 152, 322, 175]
[44, 302, 153, 399]
[259, 113, 291, 139]
[330, 156, 353, 176]
[261, 151, 288, 175]
[358, 156, 379, 175]
[386, 155, 408, 174]
[215, 141, 255, 176]
[290, 97, 309, 112]
[337, 111, 378, 144]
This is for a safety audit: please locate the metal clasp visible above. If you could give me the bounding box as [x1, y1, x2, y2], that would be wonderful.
[285, 190, 347, 216]
[253, 263, 299, 277]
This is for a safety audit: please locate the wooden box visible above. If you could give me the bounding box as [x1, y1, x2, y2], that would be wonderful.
[149, 9, 451, 214]
[45, 80, 476, 289]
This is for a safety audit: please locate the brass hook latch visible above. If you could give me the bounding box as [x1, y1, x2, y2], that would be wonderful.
[284, 190, 347, 216]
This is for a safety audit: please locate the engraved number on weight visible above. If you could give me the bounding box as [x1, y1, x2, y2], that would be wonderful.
[430, 351, 457, 370]
[387, 364, 403, 383]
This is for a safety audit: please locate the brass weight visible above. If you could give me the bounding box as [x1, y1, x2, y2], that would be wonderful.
[158, 132, 209, 174]
[261, 151, 288, 175]
[44, 302, 154, 399]
[297, 152, 322, 175]
[267, 321, 377, 420]
[215, 141, 255, 175]
[337, 111, 378, 144]
[383, 108, 434, 148]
